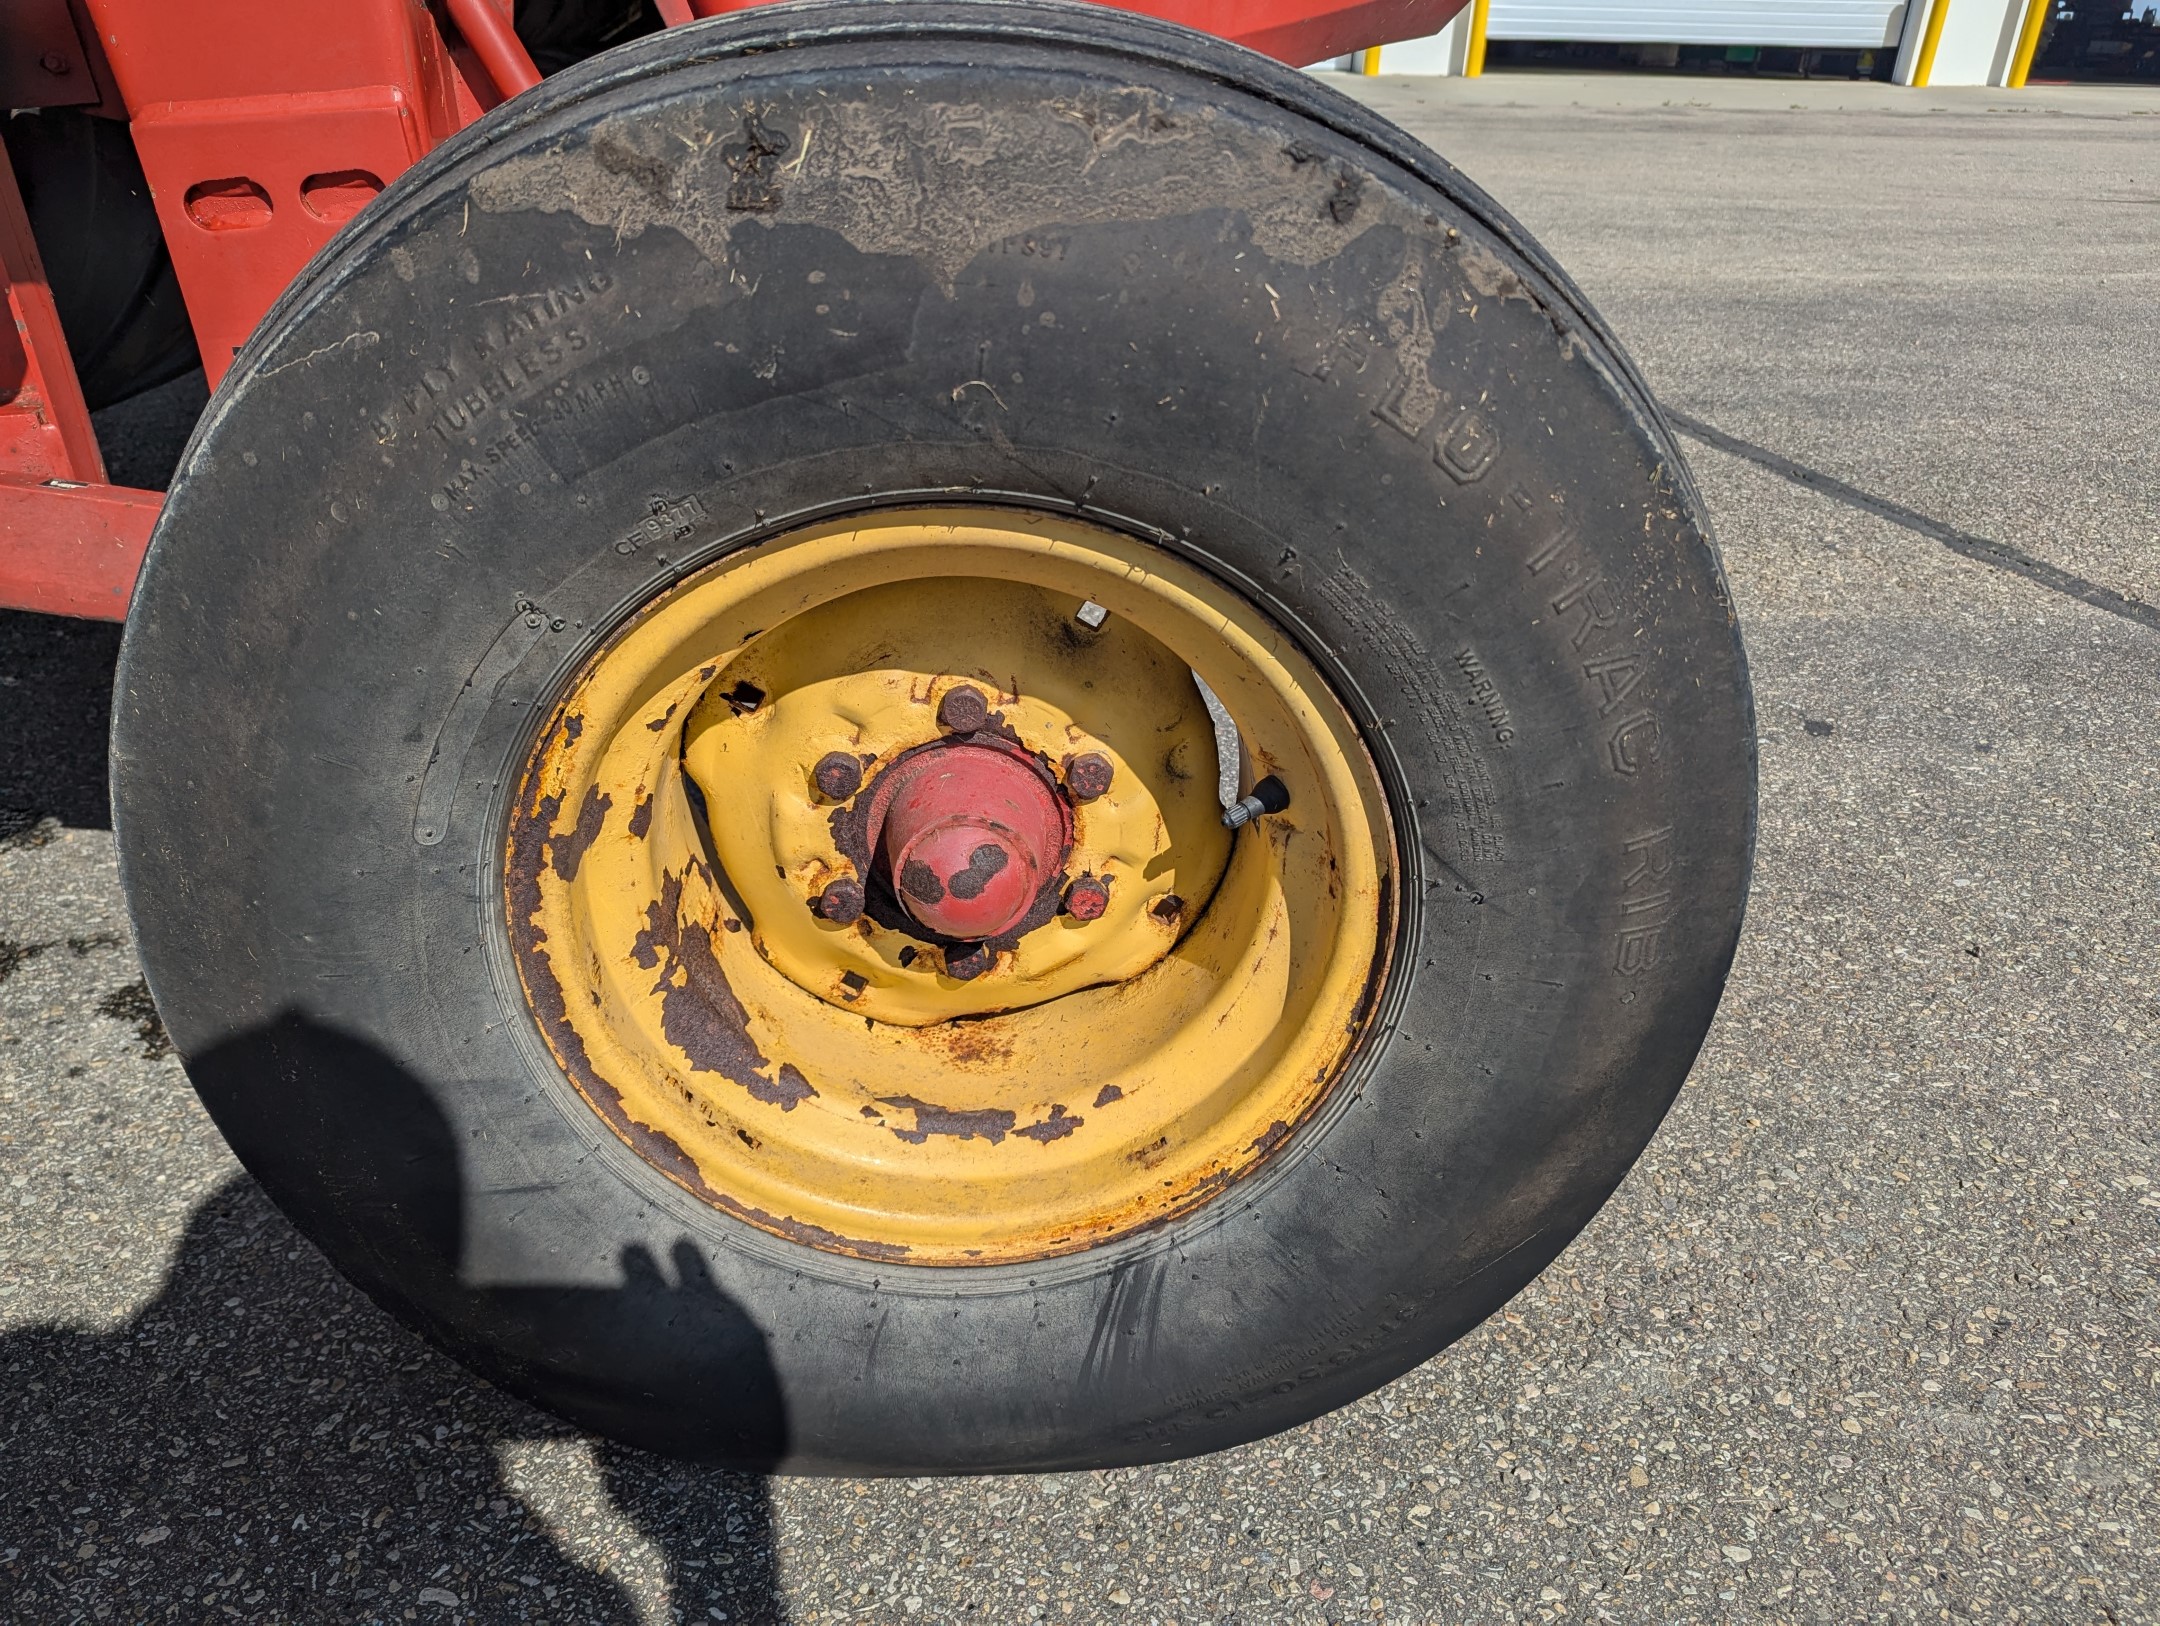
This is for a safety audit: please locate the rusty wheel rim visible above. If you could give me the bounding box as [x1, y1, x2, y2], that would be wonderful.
[504, 507, 1395, 1265]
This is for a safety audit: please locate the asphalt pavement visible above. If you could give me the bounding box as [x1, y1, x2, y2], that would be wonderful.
[3, 73, 2156, 1626]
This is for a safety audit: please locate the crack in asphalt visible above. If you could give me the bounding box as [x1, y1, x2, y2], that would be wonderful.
[1669, 409, 2160, 637]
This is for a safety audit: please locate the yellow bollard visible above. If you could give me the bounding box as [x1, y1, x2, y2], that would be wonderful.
[1465, 0, 1491, 75]
[1912, 0, 1952, 86]
[2007, 0, 2049, 86]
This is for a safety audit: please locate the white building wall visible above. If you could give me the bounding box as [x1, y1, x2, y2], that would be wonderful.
[1483, 0, 1907, 47]
[1381, 9, 1475, 73]
[1892, 0, 2035, 84]
[1357, 0, 2033, 84]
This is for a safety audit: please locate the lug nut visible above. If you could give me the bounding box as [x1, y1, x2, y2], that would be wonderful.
[1062, 752, 1113, 802]
[812, 751, 863, 801]
[945, 944, 993, 981]
[937, 685, 989, 734]
[1063, 874, 1111, 921]
[811, 877, 864, 924]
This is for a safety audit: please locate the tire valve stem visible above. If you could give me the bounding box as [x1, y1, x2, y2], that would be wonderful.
[1221, 774, 1290, 830]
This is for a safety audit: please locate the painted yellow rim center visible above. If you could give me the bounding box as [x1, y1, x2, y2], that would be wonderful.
[505, 508, 1394, 1265]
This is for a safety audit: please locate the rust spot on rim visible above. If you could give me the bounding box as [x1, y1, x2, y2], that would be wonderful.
[1015, 1104, 1083, 1143]
[928, 1019, 1016, 1068]
[506, 784, 728, 1208]
[508, 783, 909, 1261]
[878, 1094, 1018, 1145]
[876, 1093, 1084, 1148]
[637, 870, 819, 1110]
[551, 784, 611, 882]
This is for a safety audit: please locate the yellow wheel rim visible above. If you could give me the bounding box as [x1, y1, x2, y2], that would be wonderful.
[505, 508, 1395, 1265]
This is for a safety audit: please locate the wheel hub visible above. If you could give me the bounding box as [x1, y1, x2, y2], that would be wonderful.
[681, 572, 1229, 1022]
[867, 741, 1071, 942]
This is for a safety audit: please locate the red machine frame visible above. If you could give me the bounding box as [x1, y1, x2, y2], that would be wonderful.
[0, 0, 1461, 623]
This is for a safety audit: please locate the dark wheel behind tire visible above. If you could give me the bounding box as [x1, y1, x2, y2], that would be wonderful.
[113, 1, 1753, 1472]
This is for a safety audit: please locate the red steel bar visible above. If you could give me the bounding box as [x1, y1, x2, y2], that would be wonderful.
[444, 0, 542, 98]
[0, 481, 158, 620]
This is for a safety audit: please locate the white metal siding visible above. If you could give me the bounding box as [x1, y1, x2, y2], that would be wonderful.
[1485, 0, 1909, 48]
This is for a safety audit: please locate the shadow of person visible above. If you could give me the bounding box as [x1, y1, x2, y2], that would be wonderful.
[0, 1013, 793, 1624]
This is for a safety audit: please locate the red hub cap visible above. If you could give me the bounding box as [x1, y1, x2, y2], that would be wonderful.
[871, 743, 1068, 940]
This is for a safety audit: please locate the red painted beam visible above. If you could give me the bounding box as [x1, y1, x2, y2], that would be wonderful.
[0, 480, 160, 620]
[1200, 0, 1472, 64]
[684, 0, 1470, 65]
[443, 0, 541, 99]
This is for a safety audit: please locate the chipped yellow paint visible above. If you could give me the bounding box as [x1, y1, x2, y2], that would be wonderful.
[505, 508, 1394, 1264]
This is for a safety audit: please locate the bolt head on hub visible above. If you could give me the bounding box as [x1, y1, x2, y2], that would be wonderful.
[1062, 751, 1113, 802]
[1063, 874, 1111, 921]
[936, 685, 990, 734]
[812, 876, 865, 924]
[812, 751, 864, 801]
[944, 944, 994, 981]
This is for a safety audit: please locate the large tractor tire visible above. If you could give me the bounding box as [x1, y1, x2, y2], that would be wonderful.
[112, 1, 1753, 1471]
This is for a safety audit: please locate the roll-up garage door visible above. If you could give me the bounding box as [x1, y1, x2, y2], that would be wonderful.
[1485, 0, 1910, 48]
